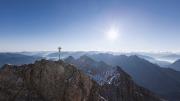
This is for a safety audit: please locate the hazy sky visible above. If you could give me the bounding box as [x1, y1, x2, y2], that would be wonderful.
[0, 0, 180, 52]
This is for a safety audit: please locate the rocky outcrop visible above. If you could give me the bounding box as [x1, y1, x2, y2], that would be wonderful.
[0, 59, 164, 101]
[100, 66, 164, 101]
[0, 59, 102, 101]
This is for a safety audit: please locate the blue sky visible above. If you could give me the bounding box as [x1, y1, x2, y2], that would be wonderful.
[0, 0, 180, 52]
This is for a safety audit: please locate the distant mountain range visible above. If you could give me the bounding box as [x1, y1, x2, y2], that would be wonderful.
[1, 52, 180, 101]
[0, 53, 41, 67]
[65, 55, 112, 84]
[129, 52, 180, 62]
[160, 54, 180, 62]
[169, 59, 180, 71]
[46, 51, 99, 59]
[68, 54, 180, 101]
[16, 51, 180, 64]
[137, 55, 171, 67]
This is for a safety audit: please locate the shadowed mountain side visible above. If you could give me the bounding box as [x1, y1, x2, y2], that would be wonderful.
[64, 55, 112, 83]
[88, 53, 180, 101]
[170, 59, 180, 71]
[100, 66, 164, 101]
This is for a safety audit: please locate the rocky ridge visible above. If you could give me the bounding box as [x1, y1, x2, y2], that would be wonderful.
[0, 59, 164, 101]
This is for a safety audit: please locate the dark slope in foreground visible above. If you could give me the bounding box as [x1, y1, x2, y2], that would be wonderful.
[0, 59, 163, 101]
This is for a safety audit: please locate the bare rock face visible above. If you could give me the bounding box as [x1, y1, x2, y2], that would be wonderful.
[0, 59, 164, 101]
[100, 66, 165, 101]
[0, 59, 101, 101]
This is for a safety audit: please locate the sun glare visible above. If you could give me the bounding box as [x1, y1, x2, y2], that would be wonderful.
[106, 26, 119, 41]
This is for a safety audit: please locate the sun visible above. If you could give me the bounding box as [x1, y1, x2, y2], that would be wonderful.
[106, 26, 119, 41]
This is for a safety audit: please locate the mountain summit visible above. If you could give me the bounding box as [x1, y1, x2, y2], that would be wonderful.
[0, 59, 163, 101]
[0, 59, 101, 101]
